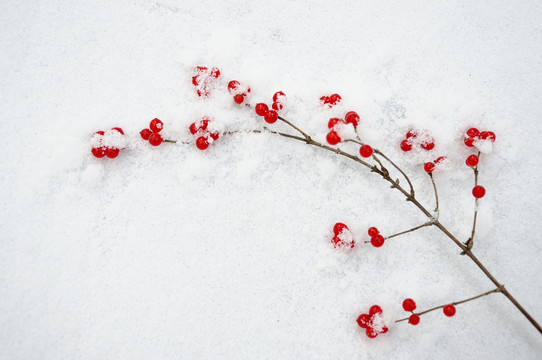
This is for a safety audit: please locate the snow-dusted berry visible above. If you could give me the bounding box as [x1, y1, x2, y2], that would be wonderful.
[91, 147, 106, 158]
[400, 139, 412, 152]
[111, 127, 124, 135]
[466, 128, 480, 138]
[421, 140, 435, 150]
[210, 132, 219, 141]
[150, 118, 163, 133]
[329, 93, 341, 105]
[480, 131, 496, 142]
[228, 80, 240, 94]
[272, 102, 284, 111]
[345, 111, 360, 127]
[333, 222, 349, 235]
[424, 162, 435, 173]
[273, 91, 286, 102]
[105, 147, 119, 159]
[196, 136, 209, 150]
[328, 118, 343, 129]
[356, 314, 371, 328]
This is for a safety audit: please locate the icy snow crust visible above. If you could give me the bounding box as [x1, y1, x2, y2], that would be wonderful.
[1, 0, 542, 359]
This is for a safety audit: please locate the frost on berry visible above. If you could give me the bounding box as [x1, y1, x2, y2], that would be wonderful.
[192, 66, 221, 97]
[91, 128, 126, 158]
[320, 93, 341, 107]
[356, 305, 388, 339]
[331, 222, 355, 248]
[400, 129, 435, 152]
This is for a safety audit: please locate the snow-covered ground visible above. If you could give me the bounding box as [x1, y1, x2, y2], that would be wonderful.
[2, 0, 542, 358]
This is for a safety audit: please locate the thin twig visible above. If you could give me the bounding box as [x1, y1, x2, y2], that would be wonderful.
[429, 173, 439, 213]
[374, 149, 416, 198]
[463, 151, 481, 254]
[395, 288, 501, 322]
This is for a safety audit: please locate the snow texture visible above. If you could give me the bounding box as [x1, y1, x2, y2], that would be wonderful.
[1, 0, 542, 359]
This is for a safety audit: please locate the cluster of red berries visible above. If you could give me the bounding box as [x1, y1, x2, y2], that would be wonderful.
[320, 93, 342, 107]
[91, 127, 125, 158]
[331, 223, 355, 248]
[402, 298, 456, 326]
[356, 305, 388, 338]
[254, 92, 287, 124]
[423, 156, 447, 173]
[228, 80, 251, 104]
[400, 129, 435, 152]
[464, 127, 496, 147]
[325, 111, 361, 146]
[192, 66, 221, 97]
[368, 227, 385, 247]
[189, 117, 219, 150]
[140, 118, 164, 146]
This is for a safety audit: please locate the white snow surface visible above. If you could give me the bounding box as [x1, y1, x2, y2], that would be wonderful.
[2, 0, 542, 359]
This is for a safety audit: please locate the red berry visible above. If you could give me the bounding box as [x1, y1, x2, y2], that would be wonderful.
[234, 94, 245, 104]
[472, 185, 486, 198]
[371, 235, 385, 248]
[195, 66, 207, 73]
[480, 131, 496, 142]
[329, 93, 341, 104]
[95, 131, 105, 136]
[365, 327, 378, 338]
[210, 67, 220, 78]
[264, 110, 278, 124]
[464, 136, 476, 147]
[140, 128, 152, 140]
[333, 222, 349, 235]
[408, 314, 420, 325]
[359, 145, 373, 158]
[272, 102, 284, 111]
[326, 131, 341, 145]
[111, 127, 124, 135]
[367, 227, 379, 237]
[150, 118, 163, 133]
[402, 298, 417, 312]
[424, 162, 435, 173]
[255, 103, 269, 116]
[465, 154, 479, 167]
[228, 80, 240, 93]
[192, 76, 199, 86]
[406, 130, 417, 139]
[105, 147, 119, 158]
[148, 133, 163, 146]
[345, 111, 360, 127]
[91, 147, 106, 158]
[435, 156, 447, 164]
[210, 132, 219, 141]
[189, 122, 198, 135]
[421, 141, 434, 150]
[273, 91, 286, 102]
[466, 128, 480, 138]
[400, 139, 412, 152]
[369, 305, 382, 316]
[381, 327, 388, 333]
[196, 136, 209, 150]
[320, 96, 330, 104]
[328, 118, 343, 129]
[357, 313, 371, 328]
[443, 304, 456, 317]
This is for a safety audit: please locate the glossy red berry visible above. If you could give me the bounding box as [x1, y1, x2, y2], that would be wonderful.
[228, 80, 240, 93]
[210, 132, 219, 141]
[465, 154, 479, 167]
[329, 93, 341, 104]
[333, 222, 349, 235]
[369, 305, 382, 316]
[345, 111, 360, 127]
[150, 118, 163, 133]
[381, 327, 388, 333]
[273, 91, 286, 102]
[192, 76, 199, 86]
[365, 327, 378, 338]
[195, 66, 207, 73]
[408, 314, 420, 325]
[328, 118, 343, 129]
[400, 139, 412, 152]
[371, 235, 385, 248]
[480, 131, 496, 142]
[472, 185, 486, 198]
[140, 128, 152, 140]
[105, 147, 119, 158]
[95, 131, 105, 136]
[402, 298, 417, 312]
[356, 313, 371, 328]
[443, 304, 456, 317]
[148, 133, 163, 146]
[111, 127, 124, 135]
[264, 110, 278, 124]
[424, 162, 435, 173]
[466, 128, 480, 138]
[421, 141, 434, 150]
[406, 130, 417, 139]
[91, 147, 106, 158]
[320, 96, 330, 104]
[196, 136, 209, 150]
[234, 94, 245, 104]
[326, 131, 341, 145]
[255, 103, 269, 116]
[359, 145, 373, 158]
[331, 236, 342, 247]
[189, 123, 198, 135]
[464, 136, 476, 147]
[367, 227, 379, 237]
[272, 102, 283, 111]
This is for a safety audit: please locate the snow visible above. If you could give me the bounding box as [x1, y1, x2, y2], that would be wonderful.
[2, 0, 542, 359]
